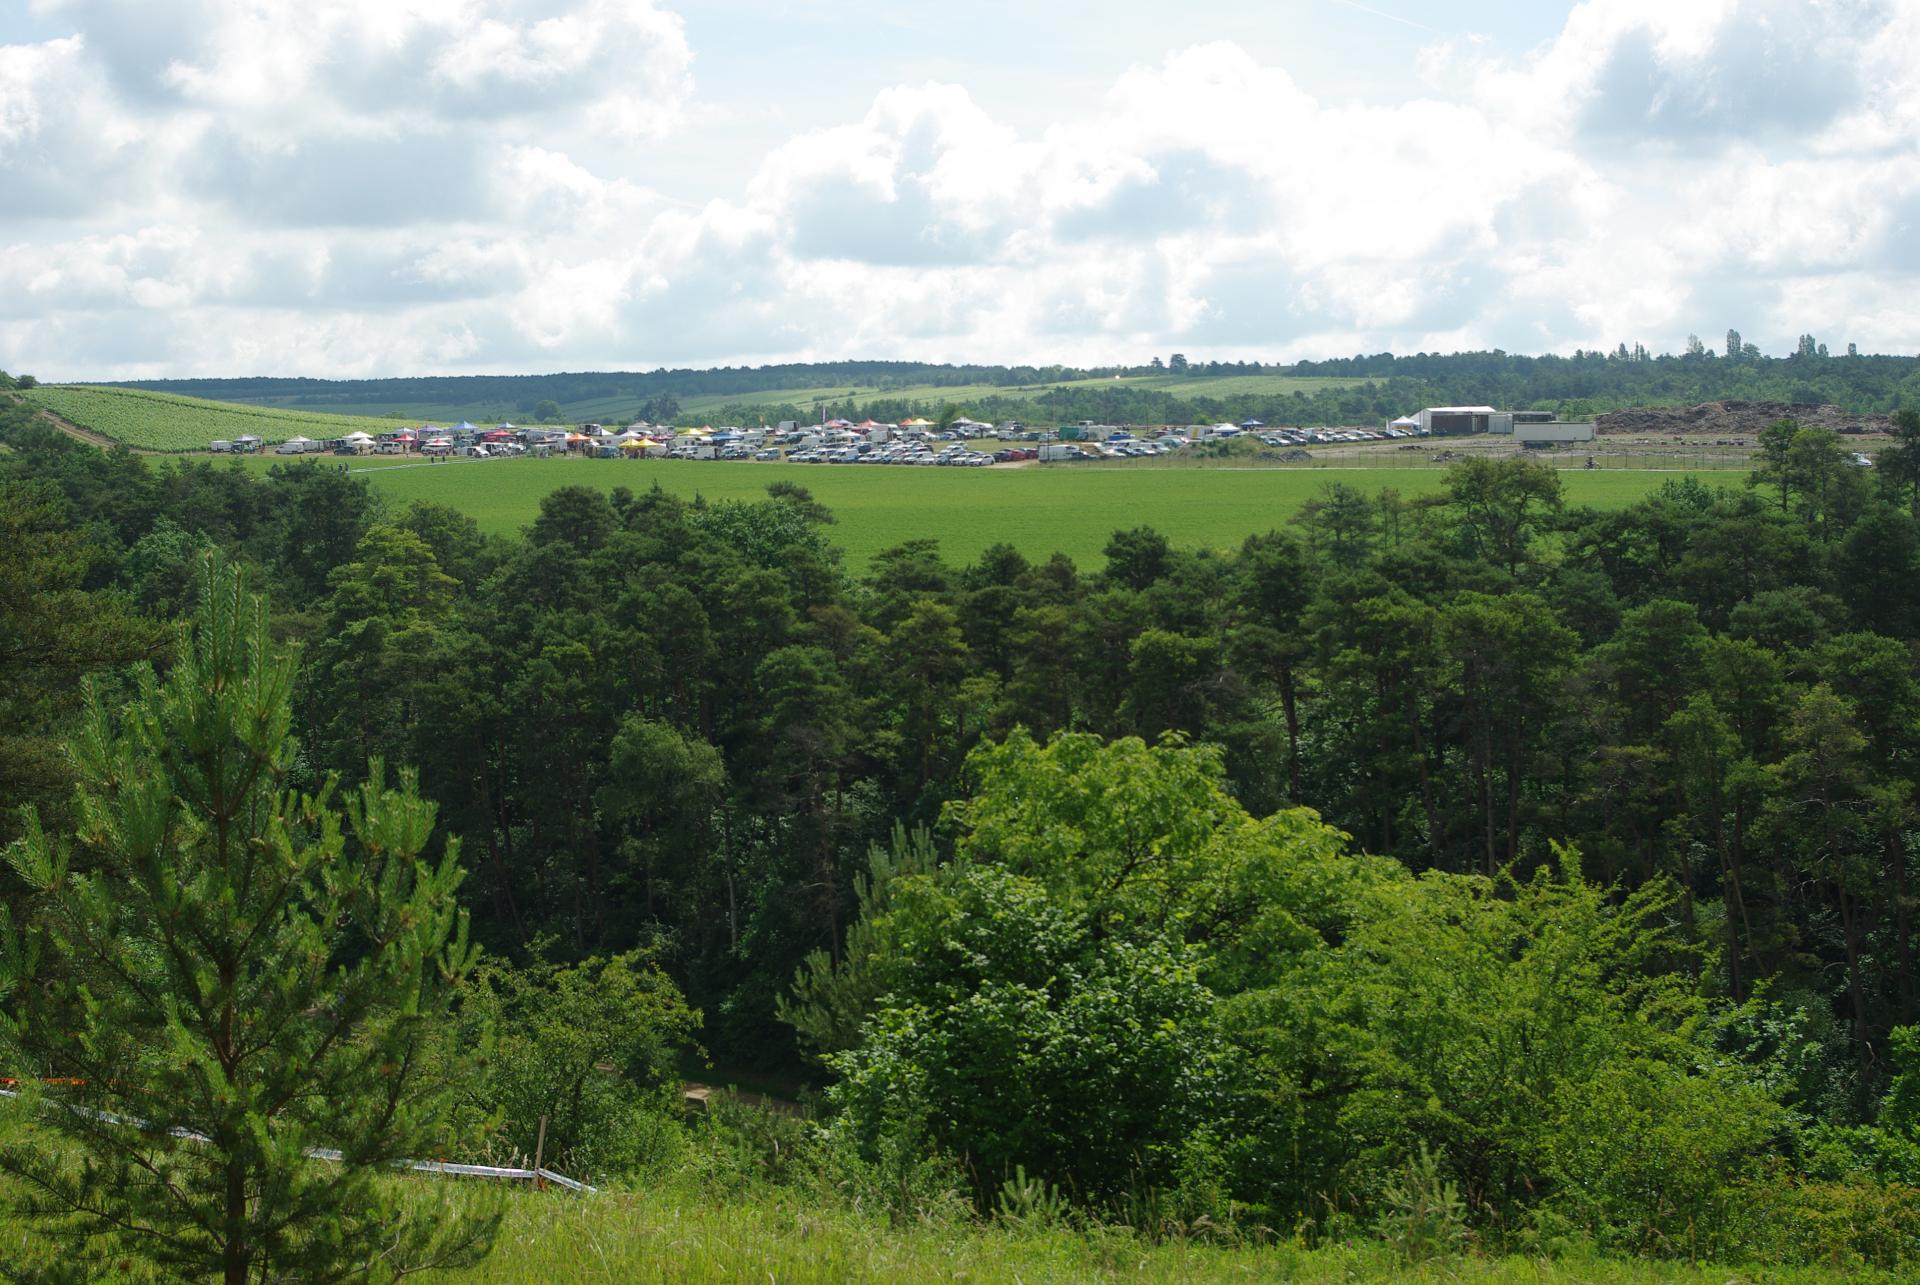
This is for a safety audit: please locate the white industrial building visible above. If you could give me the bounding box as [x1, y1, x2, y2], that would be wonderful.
[1399, 406, 1594, 442]
[1413, 406, 1508, 435]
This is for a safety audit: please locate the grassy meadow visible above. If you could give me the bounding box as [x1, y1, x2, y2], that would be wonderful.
[3, 1174, 1887, 1284]
[427, 1184, 1890, 1284]
[233, 455, 1746, 571]
[20, 380, 1748, 569]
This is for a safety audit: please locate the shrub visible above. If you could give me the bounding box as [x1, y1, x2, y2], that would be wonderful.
[1726, 1173, 1920, 1271]
[825, 865, 1223, 1209]
[682, 1094, 817, 1197]
[456, 949, 700, 1181]
[1373, 1144, 1470, 1264]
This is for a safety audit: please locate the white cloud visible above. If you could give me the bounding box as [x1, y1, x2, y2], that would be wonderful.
[3, 0, 1918, 378]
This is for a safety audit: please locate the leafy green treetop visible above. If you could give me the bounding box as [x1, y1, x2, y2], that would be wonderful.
[0, 556, 495, 1284]
[1876, 408, 1920, 516]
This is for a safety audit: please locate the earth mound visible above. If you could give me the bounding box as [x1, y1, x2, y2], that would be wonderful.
[1598, 400, 1892, 437]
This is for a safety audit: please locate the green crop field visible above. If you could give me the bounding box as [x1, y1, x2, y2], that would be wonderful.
[152, 374, 1365, 426]
[234, 456, 1748, 572]
[24, 385, 393, 451]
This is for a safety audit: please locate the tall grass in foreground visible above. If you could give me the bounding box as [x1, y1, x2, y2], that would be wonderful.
[0, 1140, 1902, 1284]
[415, 1178, 1897, 1285]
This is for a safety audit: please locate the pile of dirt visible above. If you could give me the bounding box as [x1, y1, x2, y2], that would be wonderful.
[1599, 400, 1892, 437]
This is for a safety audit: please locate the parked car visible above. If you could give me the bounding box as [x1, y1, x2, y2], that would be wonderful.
[330, 445, 358, 456]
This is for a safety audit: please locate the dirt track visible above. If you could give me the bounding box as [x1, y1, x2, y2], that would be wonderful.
[26, 403, 160, 452]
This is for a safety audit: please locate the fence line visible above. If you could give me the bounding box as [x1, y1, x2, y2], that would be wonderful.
[1274, 447, 1755, 472]
[0, 1086, 593, 1194]
[1089, 444, 1762, 473]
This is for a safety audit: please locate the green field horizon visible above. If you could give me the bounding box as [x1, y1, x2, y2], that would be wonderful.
[70, 371, 1364, 427]
[24, 378, 1368, 451]
[235, 456, 1747, 571]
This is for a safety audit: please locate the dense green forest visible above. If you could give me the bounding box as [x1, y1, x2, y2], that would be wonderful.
[7, 383, 1920, 1276]
[105, 340, 1920, 429]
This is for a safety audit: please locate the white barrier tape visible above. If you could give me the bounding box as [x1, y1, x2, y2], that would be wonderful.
[535, 1168, 595, 1193]
[0, 1087, 595, 1193]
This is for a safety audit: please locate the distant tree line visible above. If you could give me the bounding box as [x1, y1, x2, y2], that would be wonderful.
[105, 341, 1920, 428]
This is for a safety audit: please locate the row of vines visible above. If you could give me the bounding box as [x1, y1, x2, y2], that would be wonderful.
[24, 385, 394, 451]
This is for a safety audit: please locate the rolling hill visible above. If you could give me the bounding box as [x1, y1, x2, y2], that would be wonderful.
[104, 371, 1360, 426]
[22, 386, 406, 451]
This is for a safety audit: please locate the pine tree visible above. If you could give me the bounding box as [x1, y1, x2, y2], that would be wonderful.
[778, 823, 940, 1059]
[0, 555, 496, 1284]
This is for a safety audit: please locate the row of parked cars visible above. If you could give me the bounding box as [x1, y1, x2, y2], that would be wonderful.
[1254, 426, 1427, 447]
[1092, 435, 1183, 458]
[653, 434, 1197, 466]
[787, 442, 994, 466]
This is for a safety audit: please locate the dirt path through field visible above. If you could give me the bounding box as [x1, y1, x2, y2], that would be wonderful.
[30, 405, 164, 453]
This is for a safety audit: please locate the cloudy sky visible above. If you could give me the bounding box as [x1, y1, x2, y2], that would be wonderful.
[1, 0, 1916, 379]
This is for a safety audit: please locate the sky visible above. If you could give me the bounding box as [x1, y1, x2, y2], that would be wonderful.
[1, 0, 1916, 380]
